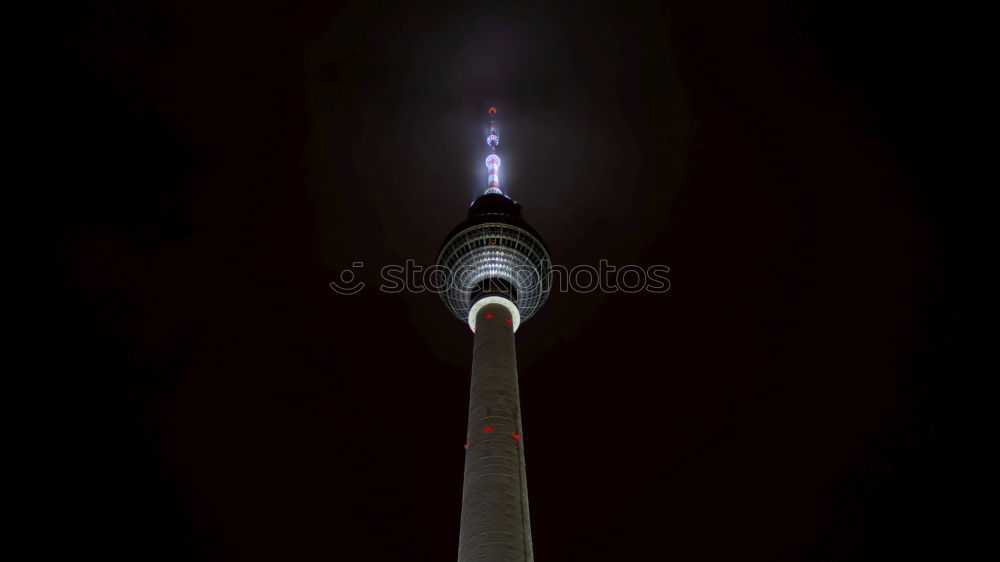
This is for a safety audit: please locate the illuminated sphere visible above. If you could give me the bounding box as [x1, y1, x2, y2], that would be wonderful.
[487, 134, 499, 146]
[485, 154, 501, 168]
[437, 193, 551, 329]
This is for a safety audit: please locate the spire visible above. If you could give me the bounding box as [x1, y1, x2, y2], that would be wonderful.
[484, 107, 502, 195]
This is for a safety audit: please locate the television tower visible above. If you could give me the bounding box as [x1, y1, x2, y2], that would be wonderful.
[438, 107, 552, 561]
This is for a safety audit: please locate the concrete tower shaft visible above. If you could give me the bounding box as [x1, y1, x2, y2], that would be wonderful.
[459, 302, 533, 561]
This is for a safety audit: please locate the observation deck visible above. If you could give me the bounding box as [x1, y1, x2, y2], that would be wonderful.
[437, 193, 551, 331]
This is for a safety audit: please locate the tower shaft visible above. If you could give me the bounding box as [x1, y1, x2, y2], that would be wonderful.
[459, 302, 533, 561]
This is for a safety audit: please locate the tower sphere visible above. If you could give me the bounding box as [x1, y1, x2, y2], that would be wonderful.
[437, 193, 551, 331]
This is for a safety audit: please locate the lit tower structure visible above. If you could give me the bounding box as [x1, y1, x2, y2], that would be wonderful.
[437, 107, 551, 561]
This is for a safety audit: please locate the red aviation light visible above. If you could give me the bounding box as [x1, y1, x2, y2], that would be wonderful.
[485, 313, 493, 319]
[512, 432, 520, 440]
[505, 317, 512, 325]
[483, 426, 493, 433]
[464, 441, 469, 449]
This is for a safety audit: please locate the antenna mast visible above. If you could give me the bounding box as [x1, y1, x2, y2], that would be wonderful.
[485, 107, 502, 195]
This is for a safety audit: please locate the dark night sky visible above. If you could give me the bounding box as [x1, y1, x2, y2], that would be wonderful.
[31, 1, 981, 560]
